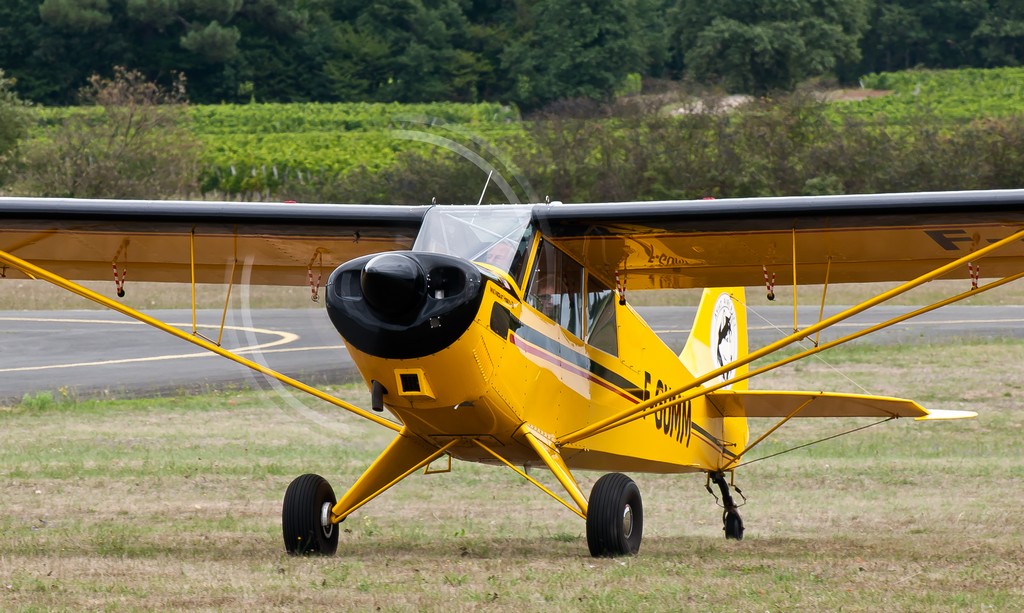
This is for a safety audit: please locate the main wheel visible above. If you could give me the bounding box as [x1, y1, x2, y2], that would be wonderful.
[282, 473, 339, 555]
[586, 473, 643, 557]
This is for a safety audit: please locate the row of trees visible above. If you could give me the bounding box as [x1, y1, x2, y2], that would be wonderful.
[301, 97, 1024, 205]
[1, 0, 1023, 109]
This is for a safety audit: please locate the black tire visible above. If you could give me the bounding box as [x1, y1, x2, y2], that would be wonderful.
[586, 473, 643, 557]
[282, 474, 339, 555]
[724, 510, 744, 540]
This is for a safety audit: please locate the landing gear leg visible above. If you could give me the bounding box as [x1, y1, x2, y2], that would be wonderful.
[708, 472, 744, 540]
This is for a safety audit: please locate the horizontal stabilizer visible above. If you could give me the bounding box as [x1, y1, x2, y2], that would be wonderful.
[707, 390, 977, 421]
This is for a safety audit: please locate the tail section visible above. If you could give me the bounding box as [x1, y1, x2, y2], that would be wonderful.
[679, 288, 748, 391]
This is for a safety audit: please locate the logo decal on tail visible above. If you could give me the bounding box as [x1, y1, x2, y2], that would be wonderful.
[710, 293, 737, 388]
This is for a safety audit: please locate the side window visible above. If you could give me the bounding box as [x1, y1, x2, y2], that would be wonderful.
[526, 241, 584, 338]
[586, 274, 618, 355]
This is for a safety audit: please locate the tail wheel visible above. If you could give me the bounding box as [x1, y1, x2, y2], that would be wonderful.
[586, 473, 643, 557]
[282, 474, 339, 555]
[724, 510, 744, 540]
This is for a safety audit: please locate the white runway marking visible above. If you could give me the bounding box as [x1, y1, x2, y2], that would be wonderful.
[0, 316, 343, 373]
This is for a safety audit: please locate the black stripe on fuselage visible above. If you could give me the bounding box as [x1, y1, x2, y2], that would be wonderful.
[489, 304, 639, 396]
[488, 303, 737, 460]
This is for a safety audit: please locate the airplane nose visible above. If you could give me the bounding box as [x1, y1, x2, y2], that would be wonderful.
[326, 251, 487, 360]
[360, 253, 426, 318]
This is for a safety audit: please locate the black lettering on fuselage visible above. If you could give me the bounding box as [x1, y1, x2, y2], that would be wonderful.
[643, 371, 692, 446]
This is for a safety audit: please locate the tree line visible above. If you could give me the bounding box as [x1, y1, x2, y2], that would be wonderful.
[314, 96, 1024, 206]
[1, 0, 1023, 109]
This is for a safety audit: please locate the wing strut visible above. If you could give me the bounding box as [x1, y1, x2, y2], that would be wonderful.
[0, 248, 402, 433]
[558, 227, 1024, 446]
[330, 433, 458, 523]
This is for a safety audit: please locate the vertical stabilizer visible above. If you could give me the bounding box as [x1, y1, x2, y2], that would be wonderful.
[679, 288, 748, 391]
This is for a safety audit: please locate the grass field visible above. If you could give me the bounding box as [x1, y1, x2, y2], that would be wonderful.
[1, 336, 1023, 611]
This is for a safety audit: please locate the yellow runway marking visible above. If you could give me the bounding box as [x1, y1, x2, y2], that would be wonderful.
[0, 316, 344, 373]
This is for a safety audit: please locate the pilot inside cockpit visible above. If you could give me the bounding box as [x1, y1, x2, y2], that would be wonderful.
[479, 239, 517, 269]
[526, 241, 583, 337]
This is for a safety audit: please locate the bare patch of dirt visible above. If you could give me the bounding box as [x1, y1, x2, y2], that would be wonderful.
[818, 88, 891, 101]
[671, 89, 891, 114]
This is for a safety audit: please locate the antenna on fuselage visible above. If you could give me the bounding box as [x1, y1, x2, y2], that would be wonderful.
[477, 170, 494, 205]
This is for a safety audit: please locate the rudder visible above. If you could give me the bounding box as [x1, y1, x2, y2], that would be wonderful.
[679, 288, 748, 391]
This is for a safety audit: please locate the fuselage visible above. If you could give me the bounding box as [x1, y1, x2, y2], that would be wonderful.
[325, 206, 749, 474]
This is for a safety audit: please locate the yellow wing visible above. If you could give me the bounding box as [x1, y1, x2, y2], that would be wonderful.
[0, 197, 428, 285]
[6, 189, 1024, 290]
[535, 190, 1024, 290]
[707, 389, 976, 421]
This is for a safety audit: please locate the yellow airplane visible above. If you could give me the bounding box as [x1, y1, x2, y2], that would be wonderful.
[2, 189, 1022, 557]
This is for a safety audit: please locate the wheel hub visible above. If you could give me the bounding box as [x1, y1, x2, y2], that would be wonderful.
[622, 504, 633, 539]
[321, 501, 334, 538]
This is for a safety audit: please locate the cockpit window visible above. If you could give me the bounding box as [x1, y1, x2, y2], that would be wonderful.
[586, 274, 618, 355]
[413, 206, 533, 281]
[526, 240, 618, 354]
[526, 240, 584, 338]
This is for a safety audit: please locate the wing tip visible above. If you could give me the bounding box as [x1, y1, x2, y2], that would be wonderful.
[915, 409, 978, 421]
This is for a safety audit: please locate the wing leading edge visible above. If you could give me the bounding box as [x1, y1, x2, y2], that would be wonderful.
[533, 190, 1024, 290]
[0, 198, 430, 285]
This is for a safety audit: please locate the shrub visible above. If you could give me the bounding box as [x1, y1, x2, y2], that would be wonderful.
[13, 67, 202, 198]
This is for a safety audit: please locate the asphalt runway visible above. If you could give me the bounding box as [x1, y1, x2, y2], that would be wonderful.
[0, 308, 350, 402]
[2, 304, 1023, 402]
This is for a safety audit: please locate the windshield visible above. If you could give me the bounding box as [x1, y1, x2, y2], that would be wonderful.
[413, 205, 534, 279]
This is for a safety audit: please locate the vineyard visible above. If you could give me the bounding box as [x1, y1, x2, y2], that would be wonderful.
[852, 67, 1024, 122]
[31, 101, 523, 197]
[189, 102, 522, 195]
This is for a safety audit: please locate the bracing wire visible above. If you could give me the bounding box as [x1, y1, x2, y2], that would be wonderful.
[734, 417, 895, 469]
[731, 293, 897, 467]
[738, 294, 873, 395]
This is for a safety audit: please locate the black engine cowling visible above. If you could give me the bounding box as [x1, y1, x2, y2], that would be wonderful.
[325, 252, 485, 360]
